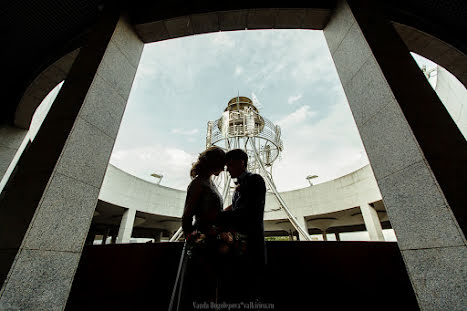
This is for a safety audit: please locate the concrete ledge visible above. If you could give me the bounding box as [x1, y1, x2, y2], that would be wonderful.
[134, 8, 332, 43]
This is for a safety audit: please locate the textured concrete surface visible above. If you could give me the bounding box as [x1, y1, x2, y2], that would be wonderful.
[324, 1, 466, 310]
[55, 117, 115, 189]
[0, 250, 80, 311]
[23, 173, 100, 252]
[401, 246, 467, 311]
[378, 161, 464, 250]
[0, 13, 143, 310]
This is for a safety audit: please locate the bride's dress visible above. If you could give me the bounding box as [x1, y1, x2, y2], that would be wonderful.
[185, 177, 223, 234]
[182, 177, 223, 304]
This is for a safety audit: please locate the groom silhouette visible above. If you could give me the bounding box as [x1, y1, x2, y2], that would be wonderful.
[217, 149, 267, 302]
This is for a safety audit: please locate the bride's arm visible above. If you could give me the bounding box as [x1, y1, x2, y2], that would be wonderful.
[182, 179, 203, 237]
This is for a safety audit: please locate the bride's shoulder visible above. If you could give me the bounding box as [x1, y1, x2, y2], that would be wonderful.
[187, 177, 208, 191]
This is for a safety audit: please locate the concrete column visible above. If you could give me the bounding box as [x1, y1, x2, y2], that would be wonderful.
[321, 230, 328, 241]
[335, 232, 341, 241]
[101, 228, 110, 245]
[288, 230, 294, 241]
[0, 10, 143, 310]
[360, 203, 384, 241]
[117, 209, 136, 244]
[324, 1, 466, 310]
[154, 232, 162, 243]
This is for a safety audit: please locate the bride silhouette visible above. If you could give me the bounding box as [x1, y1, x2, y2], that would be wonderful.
[175, 146, 226, 309]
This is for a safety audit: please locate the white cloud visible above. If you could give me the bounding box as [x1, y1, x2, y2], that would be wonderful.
[234, 65, 244, 76]
[287, 94, 302, 105]
[111, 29, 370, 193]
[251, 92, 263, 109]
[272, 94, 369, 191]
[110, 146, 197, 190]
[171, 128, 199, 135]
[276, 105, 316, 129]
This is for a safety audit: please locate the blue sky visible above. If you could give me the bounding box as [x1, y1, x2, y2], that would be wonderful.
[108, 29, 436, 191]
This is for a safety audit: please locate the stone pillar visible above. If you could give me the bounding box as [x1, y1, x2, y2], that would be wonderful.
[360, 203, 384, 241]
[117, 209, 136, 244]
[324, 1, 466, 310]
[0, 10, 143, 310]
[154, 232, 162, 243]
[288, 230, 294, 241]
[0, 125, 28, 184]
[335, 232, 341, 241]
[321, 230, 328, 241]
[101, 228, 110, 245]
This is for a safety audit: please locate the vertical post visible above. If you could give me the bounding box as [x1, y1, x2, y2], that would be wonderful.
[154, 232, 162, 243]
[321, 230, 328, 241]
[102, 228, 111, 245]
[117, 209, 136, 244]
[360, 203, 384, 241]
[0, 10, 143, 310]
[335, 232, 341, 241]
[324, 1, 466, 309]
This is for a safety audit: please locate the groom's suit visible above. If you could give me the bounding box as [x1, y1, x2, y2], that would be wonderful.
[218, 171, 267, 267]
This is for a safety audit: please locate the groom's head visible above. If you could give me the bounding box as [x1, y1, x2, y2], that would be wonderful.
[225, 149, 248, 178]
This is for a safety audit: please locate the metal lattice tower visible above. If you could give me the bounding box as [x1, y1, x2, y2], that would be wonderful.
[171, 96, 310, 241]
[208, 96, 311, 240]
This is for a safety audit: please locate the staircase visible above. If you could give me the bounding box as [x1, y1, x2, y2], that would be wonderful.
[66, 241, 419, 311]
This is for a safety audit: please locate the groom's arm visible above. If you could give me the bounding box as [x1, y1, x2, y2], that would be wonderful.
[217, 174, 266, 230]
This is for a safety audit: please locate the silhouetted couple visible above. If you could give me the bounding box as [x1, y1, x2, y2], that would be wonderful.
[181, 147, 267, 309]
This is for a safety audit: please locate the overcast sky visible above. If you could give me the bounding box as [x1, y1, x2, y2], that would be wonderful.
[108, 29, 436, 192]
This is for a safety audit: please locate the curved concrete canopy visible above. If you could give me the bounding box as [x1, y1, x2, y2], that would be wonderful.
[98, 163, 384, 232]
[14, 49, 80, 129]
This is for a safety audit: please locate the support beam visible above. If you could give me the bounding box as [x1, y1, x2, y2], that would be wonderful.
[0, 11, 143, 310]
[117, 209, 136, 244]
[101, 228, 111, 245]
[360, 203, 384, 241]
[322, 230, 328, 241]
[324, 1, 466, 309]
[297, 216, 310, 241]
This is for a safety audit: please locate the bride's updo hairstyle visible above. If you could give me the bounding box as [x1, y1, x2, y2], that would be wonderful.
[190, 146, 226, 179]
